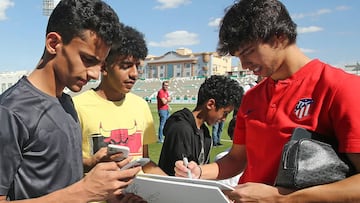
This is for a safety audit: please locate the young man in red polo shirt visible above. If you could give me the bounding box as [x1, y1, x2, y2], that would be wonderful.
[175, 0, 360, 202]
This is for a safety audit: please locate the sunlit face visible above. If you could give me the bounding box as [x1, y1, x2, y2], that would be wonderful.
[206, 105, 234, 126]
[105, 55, 140, 94]
[234, 40, 285, 80]
[162, 82, 169, 90]
[53, 30, 110, 93]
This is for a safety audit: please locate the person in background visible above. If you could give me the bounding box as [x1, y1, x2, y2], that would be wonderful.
[0, 0, 144, 202]
[73, 25, 166, 176]
[212, 121, 224, 146]
[175, 0, 360, 202]
[156, 80, 171, 143]
[159, 75, 243, 176]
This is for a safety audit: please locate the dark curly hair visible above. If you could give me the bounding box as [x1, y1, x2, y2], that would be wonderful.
[196, 75, 244, 110]
[46, 0, 122, 46]
[217, 0, 297, 56]
[105, 25, 148, 66]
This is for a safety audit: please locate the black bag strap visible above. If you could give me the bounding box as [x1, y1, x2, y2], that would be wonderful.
[291, 127, 338, 147]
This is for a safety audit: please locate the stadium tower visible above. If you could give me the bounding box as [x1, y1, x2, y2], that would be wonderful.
[42, 0, 55, 16]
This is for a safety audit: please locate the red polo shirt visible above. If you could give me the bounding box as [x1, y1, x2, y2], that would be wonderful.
[234, 59, 360, 185]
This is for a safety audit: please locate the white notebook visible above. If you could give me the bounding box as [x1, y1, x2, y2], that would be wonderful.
[124, 174, 234, 203]
[137, 173, 234, 190]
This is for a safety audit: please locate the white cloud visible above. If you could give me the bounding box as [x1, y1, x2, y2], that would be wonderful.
[316, 9, 331, 15]
[149, 30, 199, 47]
[297, 26, 323, 34]
[154, 0, 191, 10]
[336, 5, 350, 11]
[300, 48, 316, 53]
[291, 13, 305, 19]
[292, 8, 331, 20]
[208, 17, 221, 27]
[0, 0, 15, 21]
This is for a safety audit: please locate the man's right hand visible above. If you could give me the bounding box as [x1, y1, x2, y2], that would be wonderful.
[174, 160, 201, 179]
[82, 160, 141, 202]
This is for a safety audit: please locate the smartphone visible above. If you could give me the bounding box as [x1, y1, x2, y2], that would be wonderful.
[107, 144, 130, 161]
[120, 158, 150, 171]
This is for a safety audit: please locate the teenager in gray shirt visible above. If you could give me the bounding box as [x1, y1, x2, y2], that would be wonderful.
[0, 0, 144, 202]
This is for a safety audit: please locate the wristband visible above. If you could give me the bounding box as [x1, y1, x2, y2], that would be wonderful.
[198, 165, 202, 179]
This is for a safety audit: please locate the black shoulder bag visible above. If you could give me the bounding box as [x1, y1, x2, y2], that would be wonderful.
[274, 127, 355, 189]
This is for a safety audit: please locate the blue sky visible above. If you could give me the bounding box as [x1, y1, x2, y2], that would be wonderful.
[0, 0, 359, 72]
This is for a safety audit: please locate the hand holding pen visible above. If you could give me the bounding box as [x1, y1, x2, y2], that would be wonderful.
[182, 155, 192, 179]
[174, 158, 202, 179]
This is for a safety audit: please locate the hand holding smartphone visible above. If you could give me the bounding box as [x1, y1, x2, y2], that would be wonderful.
[120, 158, 150, 171]
[107, 144, 130, 161]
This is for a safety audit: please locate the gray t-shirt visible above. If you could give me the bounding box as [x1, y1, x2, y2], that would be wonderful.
[0, 76, 83, 200]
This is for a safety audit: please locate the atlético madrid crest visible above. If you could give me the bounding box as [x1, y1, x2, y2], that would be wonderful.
[294, 98, 314, 119]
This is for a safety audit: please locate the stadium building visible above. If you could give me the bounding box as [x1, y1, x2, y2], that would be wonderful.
[0, 70, 30, 94]
[140, 48, 233, 79]
[129, 48, 256, 103]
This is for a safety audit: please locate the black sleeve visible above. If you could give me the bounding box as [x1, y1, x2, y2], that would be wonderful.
[158, 120, 193, 176]
[0, 106, 27, 195]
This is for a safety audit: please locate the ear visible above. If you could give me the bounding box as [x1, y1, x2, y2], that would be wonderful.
[101, 64, 109, 76]
[272, 34, 288, 49]
[206, 98, 216, 110]
[45, 32, 62, 55]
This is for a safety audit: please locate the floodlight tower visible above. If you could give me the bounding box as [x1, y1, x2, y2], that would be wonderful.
[42, 0, 55, 16]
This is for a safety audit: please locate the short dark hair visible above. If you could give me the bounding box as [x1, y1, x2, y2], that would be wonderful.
[217, 0, 297, 55]
[105, 25, 148, 66]
[196, 75, 244, 110]
[47, 0, 122, 46]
